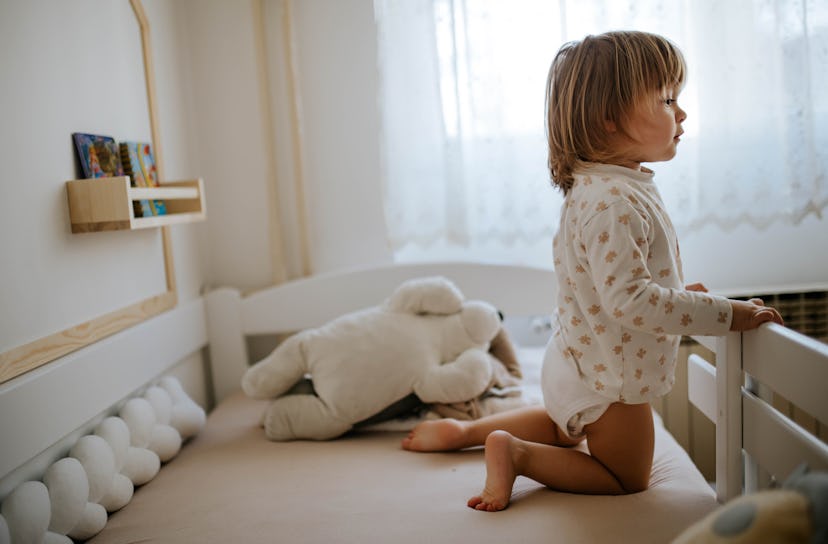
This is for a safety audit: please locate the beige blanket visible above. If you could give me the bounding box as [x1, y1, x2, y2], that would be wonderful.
[89, 392, 717, 544]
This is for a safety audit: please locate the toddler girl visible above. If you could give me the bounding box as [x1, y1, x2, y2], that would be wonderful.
[402, 30, 783, 512]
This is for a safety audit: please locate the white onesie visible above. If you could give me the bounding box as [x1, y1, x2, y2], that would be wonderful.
[543, 163, 733, 436]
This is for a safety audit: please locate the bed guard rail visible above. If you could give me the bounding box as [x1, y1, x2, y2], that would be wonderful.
[687, 324, 828, 502]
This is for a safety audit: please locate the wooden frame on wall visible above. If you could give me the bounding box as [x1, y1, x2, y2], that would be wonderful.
[0, 0, 177, 384]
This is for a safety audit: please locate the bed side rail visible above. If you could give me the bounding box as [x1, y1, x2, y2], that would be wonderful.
[688, 324, 828, 503]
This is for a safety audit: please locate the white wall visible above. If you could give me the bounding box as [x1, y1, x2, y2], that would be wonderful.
[0, 0, 209, 399]
[175, 0, 279, 291]
[0, 1, 162, 351]
[180, 0, 392, 289]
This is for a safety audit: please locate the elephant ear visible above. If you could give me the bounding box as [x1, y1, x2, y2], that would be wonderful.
[383, 276, 464, 315]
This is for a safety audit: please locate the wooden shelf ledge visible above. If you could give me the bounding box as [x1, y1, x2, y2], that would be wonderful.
[66, 176, 206, 233]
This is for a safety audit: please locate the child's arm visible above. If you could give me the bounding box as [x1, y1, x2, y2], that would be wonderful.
[688, 283, 783, 331]
[581, 202, 731, 337]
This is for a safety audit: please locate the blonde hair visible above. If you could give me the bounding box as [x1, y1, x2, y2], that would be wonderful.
[545, 31, 686, 194]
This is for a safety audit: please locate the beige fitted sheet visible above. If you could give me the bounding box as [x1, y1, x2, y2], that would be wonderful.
[89, 391, 718, 544]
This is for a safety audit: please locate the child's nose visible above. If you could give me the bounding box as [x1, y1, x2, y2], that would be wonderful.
[676, 105, 687, 123]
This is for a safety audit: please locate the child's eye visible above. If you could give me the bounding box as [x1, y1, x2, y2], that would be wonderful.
[665, 99, 677, 106]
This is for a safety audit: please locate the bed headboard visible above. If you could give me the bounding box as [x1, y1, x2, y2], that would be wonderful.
[689, 325, 828, 502]
[205, 262, 558, 403]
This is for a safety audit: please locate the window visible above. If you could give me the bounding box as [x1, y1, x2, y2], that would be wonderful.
[375, 0, 827, 266]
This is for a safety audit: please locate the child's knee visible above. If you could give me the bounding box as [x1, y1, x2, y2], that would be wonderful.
[485, 429, 513, 447]
[619, 471, 650, 494]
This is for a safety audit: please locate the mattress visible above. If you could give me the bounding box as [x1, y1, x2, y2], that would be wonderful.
[89, 348, 718, 543]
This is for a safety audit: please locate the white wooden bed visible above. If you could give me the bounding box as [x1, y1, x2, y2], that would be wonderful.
[1, 262, 826, 543]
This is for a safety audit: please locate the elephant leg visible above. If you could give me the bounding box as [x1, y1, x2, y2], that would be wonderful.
[242, 334, 308, 399]
[263, 395, 352, 441]
[414, 349, 493, 404]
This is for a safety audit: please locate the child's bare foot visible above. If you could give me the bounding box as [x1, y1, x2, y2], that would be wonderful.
[401, 418, 469, 451]
[467, 430, 521, 512]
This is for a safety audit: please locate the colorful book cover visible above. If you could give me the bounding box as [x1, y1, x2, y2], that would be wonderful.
[72, 133, 124, 179]
[119, 141, 167, 216]
[119, 142, 154, 218]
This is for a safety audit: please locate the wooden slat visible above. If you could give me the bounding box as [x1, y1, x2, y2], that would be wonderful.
[0, 292, 176, 384]
[743, 323, 828, 423]
[743, 391, 828, 481]
[69, 220, 132, 233]
[688, 354, 716, 422]
[130, 212, 206, 230]
[716, 332, 743, 502]
[130, 0, 164, 180]
[130, 186, 199, 200]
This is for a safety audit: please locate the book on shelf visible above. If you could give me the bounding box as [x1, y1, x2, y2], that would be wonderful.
[119, 141, 167, 217]
[72, 133, 124, 179]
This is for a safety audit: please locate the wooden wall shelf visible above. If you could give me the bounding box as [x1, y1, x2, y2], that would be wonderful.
[66, 176, 206, 233]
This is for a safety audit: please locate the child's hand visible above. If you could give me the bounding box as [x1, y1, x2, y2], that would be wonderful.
[685, 283, 709, 292]
[729, 298, 784, 331]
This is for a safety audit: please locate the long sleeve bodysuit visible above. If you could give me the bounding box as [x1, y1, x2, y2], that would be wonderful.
[552, 163, 733, 404]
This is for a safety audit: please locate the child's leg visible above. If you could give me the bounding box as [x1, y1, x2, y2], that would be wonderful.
[401, 405, 581, 452]
[468, 401, 654, 511]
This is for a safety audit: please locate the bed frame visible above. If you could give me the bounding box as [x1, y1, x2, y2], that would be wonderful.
[1, 262, 827, 542]
[688, 325, 828, 502]
[204, 262, 828, 487]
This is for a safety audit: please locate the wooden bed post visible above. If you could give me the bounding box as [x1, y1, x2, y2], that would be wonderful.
[715, 331, 743, 502]
[205, 288, 249, 403]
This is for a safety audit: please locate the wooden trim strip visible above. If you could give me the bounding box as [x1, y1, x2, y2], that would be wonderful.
[0, 292, 176, 384]
[253, 0, 288, 285]
[282, 0, 313, 277]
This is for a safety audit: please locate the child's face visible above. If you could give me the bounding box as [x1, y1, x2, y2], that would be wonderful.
[615, 86, 687, 169]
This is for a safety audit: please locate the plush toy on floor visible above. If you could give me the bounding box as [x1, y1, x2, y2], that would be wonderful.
[242, 276, 504, 441]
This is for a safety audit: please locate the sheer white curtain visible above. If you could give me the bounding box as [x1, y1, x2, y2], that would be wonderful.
[375, 0, 828, 265]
